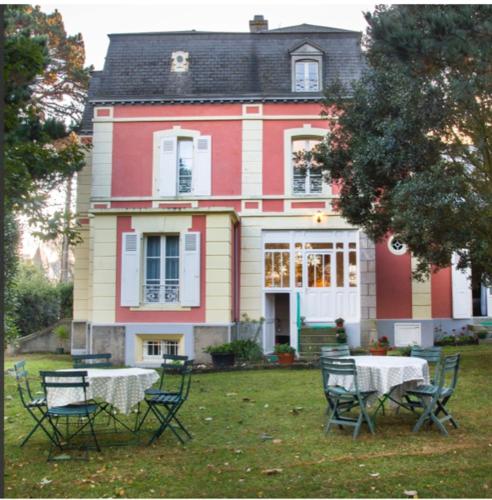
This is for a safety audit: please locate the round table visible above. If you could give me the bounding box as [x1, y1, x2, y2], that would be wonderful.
[46, 368, 159, 415]
[327, 355, 429, 402]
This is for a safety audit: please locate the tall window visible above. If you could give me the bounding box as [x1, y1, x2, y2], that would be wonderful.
[144, 235, 180, 303]
[264, 243, 290, 288]
[295, 60, 319, 91]
[177, 139, 193, 194]
[292, 138, 322, 194]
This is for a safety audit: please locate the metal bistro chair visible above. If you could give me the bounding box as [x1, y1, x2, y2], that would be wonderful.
[321, 357, 376, 439]
[40, 370, 101, 460]
[404, 353, 461, 436]
[410, 346, 442, 383]
[145, 354, 189, 397]
[140, 360, 193, 445]
[320, 344, 350, 358]
[14, 360, 61, 447]
[72, 353, 112, 368]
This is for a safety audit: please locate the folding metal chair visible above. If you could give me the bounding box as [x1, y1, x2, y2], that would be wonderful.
[320, 344, 350, 358]
[72, 353, 112, 368]
[140, 360, 193, 445]
[14, 361, 60, 447]
[40, 370, 101, 460]
[404, 353, 461, 436]
[321, 357, 376, 439]
[410, 346, 442, 383]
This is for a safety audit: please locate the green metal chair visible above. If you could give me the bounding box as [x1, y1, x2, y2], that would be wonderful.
[320, 344, 350, 358]
[14, 361, 60, 447]
[72, 353, 112, 368]
[321, 357, 376, 439]
[40, 370, 101, 460]
[140, 360, 193, 445]
[410, 346, 442, 383]
[145, 354, 189, 397]
[404, 353, 461, 436]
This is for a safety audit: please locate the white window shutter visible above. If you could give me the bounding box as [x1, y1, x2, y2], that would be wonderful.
[121, 232, 141, 307]
[451, 252, 472, 318]
[181, 232, 200, 306]
[193, 136, 212, 195]
[158, 137, 177, 196]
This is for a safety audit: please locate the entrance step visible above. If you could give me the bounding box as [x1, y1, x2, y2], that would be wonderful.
[299, 326, 340, 359]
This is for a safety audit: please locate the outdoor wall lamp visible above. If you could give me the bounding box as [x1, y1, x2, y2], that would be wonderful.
[314, 210, 323, 223]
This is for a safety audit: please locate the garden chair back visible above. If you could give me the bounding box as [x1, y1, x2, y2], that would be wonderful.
[320, 344, 350, 359]
[411, 346, 442, 381]
[72, 353, 112, 368]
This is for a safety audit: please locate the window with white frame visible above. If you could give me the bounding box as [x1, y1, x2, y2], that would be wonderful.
[292, 138, 323, 194]
[144, 235, 180, 304]
[295, 60, 320, 92]
[142, 339, 179, 362]
[177, 138, 193, 194]
[264, 243, 291, 288]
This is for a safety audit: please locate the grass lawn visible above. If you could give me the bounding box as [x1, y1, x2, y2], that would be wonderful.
[4, 346, 492, 498]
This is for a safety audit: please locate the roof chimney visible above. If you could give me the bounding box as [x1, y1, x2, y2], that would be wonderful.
[249, 15, 268, 33]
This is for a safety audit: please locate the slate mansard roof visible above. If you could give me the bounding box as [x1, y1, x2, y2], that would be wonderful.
[81, 23, 363, 133]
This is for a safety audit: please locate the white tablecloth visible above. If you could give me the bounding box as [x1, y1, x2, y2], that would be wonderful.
[327, 356, 429, 400]
[46, 368, 159, 415]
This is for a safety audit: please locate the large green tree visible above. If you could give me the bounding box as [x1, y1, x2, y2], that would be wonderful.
[315, 5, 492, 282]
[4, 5, 90, 342]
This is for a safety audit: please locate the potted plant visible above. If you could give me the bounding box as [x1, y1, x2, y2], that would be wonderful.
[369, 336, 390, 356]
[335, 317, 344, 328]
[204, 343, 236, 367]
[53, 324, 69, 354]
[274, 344, 296, 364]
[336, 327, 347, 344]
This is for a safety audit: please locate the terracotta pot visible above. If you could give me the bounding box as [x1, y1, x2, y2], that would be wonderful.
[277, 352, 295, 365]
[369, 347, 388, 356]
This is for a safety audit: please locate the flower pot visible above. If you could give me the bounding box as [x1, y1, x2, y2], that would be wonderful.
[277, 352, 295, 365]
[369, 347, 387, 356]
[210, 352, 235, 368]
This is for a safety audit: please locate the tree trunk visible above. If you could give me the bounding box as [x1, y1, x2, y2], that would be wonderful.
[60, 174, 73, 283]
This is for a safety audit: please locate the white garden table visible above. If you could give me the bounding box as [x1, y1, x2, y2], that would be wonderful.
[327, 355, 430, 409]
[46, 368, 159, 415]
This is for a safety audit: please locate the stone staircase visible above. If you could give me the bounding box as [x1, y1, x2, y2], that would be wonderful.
[299, 325, 338, 360]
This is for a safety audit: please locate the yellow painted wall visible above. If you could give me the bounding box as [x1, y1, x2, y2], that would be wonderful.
[91, 215, 117, 323]
[73, 226, 90, 320]
[411, 256, 432, 319]
[206, 214, 233, 323]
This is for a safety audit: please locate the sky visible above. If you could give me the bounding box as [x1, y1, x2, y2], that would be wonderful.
[39, 2, 376, 70]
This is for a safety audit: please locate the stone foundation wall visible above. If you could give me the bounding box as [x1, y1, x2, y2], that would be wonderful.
[194, 325, 230, 363]
[12, 319, 71, 354]
[72, 321, 88, 351]
[91, 325, 126, 365]
[359, 233, 377, 346]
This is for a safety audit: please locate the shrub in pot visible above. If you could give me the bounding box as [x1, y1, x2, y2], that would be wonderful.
[335, 317, 344, 328]
[369, 336, 390, 356]
[274, 344, 296, 364]
[204, 343, 236, 367]
[52, 324, 69, 354]
[336, 327, 347, 344]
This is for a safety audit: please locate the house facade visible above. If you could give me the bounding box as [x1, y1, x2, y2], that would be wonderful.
[73, 16, 485, 365]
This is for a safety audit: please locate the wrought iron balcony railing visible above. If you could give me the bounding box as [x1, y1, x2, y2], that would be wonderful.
[143, 283, 180, 304]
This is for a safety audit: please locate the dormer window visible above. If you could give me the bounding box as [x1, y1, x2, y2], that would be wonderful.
[295, 60, 320, 91]
[290, 41, 324, 93]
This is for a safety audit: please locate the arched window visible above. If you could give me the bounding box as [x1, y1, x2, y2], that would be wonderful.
[295, 60, 320, 92]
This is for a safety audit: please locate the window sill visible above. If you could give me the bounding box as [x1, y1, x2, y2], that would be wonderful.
[130, 304, 191, 312]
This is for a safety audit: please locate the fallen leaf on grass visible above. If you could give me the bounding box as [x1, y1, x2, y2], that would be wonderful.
[369, 473, 380, 478]
[260, 433, 273, 441]
[404, 490, 418, 498]
[262, 468, 283, 475]
[39, 478, 52, 487]
[226, 392, 237, 397]
[204, 417, 213, 421]
[272, 439, 283, 444]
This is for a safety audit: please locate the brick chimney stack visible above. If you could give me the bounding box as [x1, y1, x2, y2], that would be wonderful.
[249, 15, 268, 33]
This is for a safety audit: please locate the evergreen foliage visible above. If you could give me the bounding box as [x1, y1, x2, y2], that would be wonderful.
[314, 5, 492, 282]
